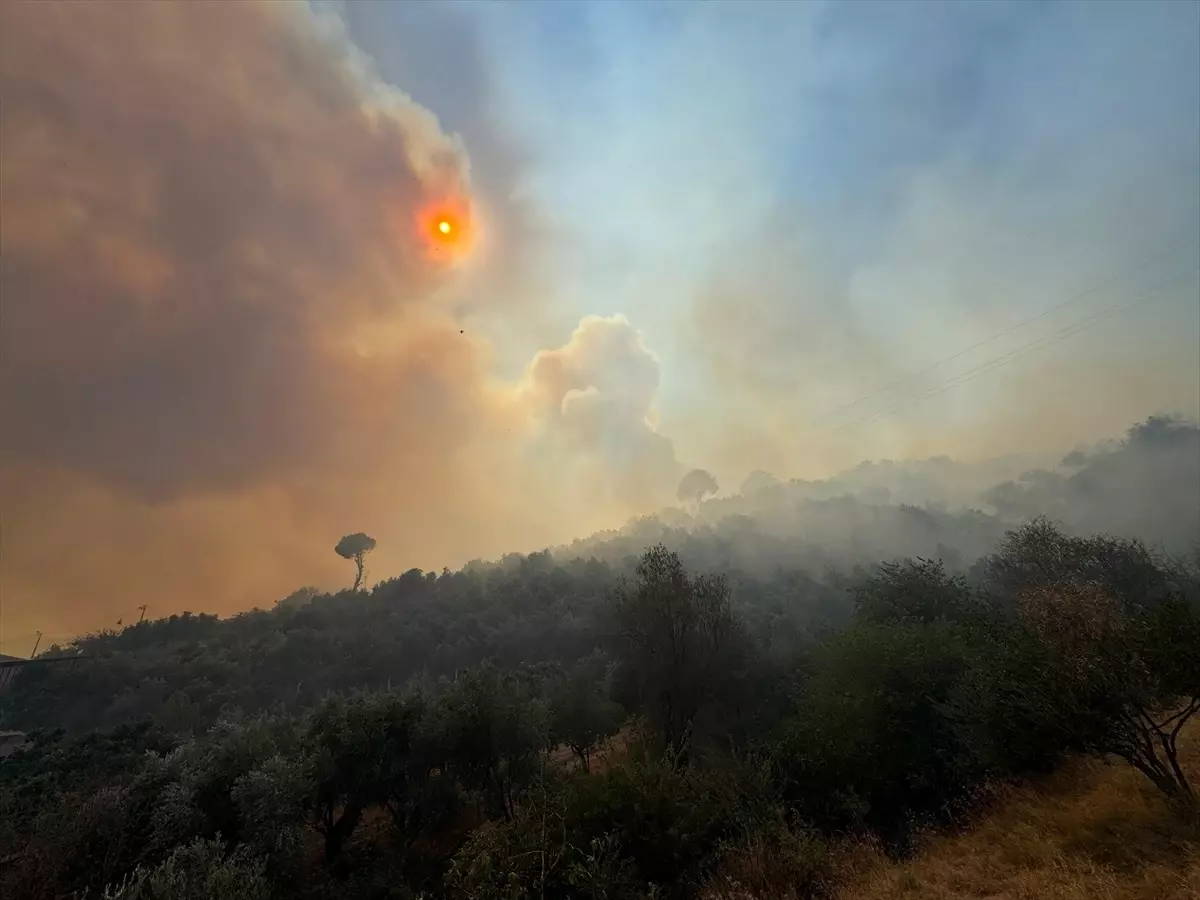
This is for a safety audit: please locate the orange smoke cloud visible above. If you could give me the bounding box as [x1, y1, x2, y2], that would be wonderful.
[0, 1, 686, 655]
[0, 1, 533, 651]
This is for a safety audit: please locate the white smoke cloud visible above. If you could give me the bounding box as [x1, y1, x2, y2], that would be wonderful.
[520, 315, 681, 508]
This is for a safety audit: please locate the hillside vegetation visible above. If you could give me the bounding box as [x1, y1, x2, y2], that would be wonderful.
[831, 723, 1200, 900]
[0, 417, 1197, 900]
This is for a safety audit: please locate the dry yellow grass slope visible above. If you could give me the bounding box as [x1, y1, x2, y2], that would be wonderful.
[833, 723, 1200, 900]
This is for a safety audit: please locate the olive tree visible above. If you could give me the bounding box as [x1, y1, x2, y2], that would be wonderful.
[610, 545, 747, 761]
[548, 652, 625, 771]
[424, 663, 548, 822]
[1016, 581, 1199, 813]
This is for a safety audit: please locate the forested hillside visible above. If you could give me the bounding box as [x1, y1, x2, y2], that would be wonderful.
[558, 416, 1200, 570]
[1, 418, 1198, 900]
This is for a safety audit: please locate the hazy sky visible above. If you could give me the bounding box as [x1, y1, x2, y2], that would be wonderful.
[2, 0, 1198, 653]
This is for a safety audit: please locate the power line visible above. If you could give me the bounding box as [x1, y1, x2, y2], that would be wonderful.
[899, 163, 1197, 328]
[833, 265, 1198, 432]
[918, 292, 1171, 397]
[840, 267, 1196, 430]
[816, 231, 1199, 424]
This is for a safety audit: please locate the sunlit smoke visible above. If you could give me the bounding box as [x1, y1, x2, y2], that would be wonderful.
[418, 197, 476, 262]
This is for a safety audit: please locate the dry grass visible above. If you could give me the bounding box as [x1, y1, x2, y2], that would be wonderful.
[832, 723, 1200, 900]
[548, 723, 635, 774]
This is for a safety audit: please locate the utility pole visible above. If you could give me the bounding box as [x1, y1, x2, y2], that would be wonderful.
[137, 605, 148, 624]
[30, 631, 42, 659]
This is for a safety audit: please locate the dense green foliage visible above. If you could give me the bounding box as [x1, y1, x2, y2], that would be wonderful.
[2, 508, 1197, 899]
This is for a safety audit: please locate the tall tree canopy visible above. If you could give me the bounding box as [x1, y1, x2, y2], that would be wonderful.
[334, 533, 377, 591]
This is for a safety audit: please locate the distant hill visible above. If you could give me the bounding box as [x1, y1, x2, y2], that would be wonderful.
[554, 415, 1200, 573]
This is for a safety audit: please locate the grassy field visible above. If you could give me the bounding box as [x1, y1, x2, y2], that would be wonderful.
[830, 724, 1200, 900]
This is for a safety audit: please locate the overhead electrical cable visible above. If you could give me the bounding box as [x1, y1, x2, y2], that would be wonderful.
[833, 265, 1199, 432]
[816, 231, 1199, 424]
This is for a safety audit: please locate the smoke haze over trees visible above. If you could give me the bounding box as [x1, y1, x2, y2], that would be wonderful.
[1, 3, 1198, 897]
[2, 468, 1197, 897]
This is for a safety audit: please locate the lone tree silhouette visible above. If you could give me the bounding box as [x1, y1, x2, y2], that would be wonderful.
[335, 533, 377, 591]
[677, 468, 719, 509]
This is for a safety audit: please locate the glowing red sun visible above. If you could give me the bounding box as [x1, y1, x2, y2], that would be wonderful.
[418, 199, 475, 261]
